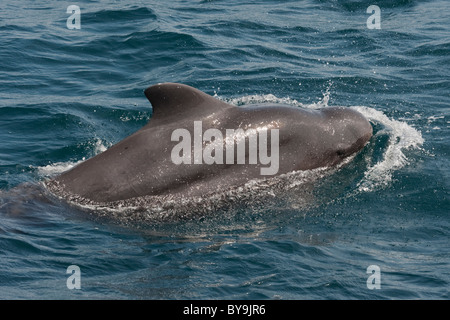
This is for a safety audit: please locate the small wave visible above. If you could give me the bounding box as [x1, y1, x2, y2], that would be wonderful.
[82, 6, 157, 23]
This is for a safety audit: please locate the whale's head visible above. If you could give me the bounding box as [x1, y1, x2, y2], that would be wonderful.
[319, 107, 373, 161]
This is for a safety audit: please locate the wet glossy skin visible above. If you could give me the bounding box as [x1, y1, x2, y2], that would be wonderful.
[50, 83, 372, 203]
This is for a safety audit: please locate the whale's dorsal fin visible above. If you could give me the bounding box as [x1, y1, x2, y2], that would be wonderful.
[144, 83, 232, 120]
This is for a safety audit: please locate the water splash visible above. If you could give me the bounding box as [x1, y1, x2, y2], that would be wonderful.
[220, 93, 303, 107]
[351, 106, 424, 193]
[219, 81, 333, 109]
[37, 138, 109, 178]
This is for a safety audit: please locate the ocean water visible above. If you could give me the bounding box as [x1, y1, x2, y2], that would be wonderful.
[0, 0, 448, 300]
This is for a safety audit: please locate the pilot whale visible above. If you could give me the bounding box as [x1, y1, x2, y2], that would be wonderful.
[46, 83, 373, 204]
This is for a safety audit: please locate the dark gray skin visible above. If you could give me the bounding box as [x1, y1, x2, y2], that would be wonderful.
[50, 83, 373, 203]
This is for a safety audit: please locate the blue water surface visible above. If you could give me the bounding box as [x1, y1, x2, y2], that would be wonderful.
[0, 0, 449, 299]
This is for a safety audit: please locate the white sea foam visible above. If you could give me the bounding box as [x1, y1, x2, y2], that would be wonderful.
[37, 138, 109, 177]
[38, 159, 85, 177]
